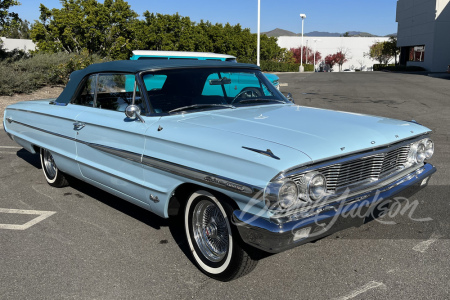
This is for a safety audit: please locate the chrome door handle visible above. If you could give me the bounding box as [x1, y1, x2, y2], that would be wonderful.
[73, 122, 85, 130]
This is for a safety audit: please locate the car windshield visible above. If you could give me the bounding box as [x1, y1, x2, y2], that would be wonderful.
[141, 68, 288, 114]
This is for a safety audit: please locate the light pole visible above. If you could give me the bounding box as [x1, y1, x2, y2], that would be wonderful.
[299, 14, 306, 72]
[313, 39, 319, 71]
[257, 0, 261, 66]
[305, 39, 309, 64]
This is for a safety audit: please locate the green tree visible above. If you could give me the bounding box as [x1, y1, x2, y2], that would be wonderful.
[384, 36, 400, 65]
[30, 0, 139, 59]
[0, 0, 20, 36]
[30, 1, 286, 63]
[0, 0, 19, 28]
[2, 18, 30, 38]
[368, 41, 392, 64]
[137, 12, 197, 52]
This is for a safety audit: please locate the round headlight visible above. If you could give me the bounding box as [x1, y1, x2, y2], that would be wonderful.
[416, 142, 426, 163]
[298, 171, 327, 201]
[278, 181, 298, 209]
[309, 173, 327, 200]
[425, 139, 434, 159]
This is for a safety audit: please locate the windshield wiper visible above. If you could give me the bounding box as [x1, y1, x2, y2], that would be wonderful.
[237, 99, 287, 104]
[168, 104, 235, 114]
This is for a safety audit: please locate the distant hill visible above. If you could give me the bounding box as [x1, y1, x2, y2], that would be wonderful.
[262, 28, 387, 38]
[304, 31, 341, 37]
[262, 28, 299, 37]
[346, 31, 377, 37]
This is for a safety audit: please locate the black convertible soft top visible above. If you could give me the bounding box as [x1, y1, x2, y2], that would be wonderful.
[55, 60, 259, 104]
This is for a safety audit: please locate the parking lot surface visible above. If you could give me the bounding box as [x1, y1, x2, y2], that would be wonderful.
[1, 72, 449, 299]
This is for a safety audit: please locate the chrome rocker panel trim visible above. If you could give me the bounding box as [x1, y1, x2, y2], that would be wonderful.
[232, 163, 436, 253]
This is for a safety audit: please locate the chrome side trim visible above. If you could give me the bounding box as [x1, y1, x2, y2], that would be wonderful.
[8, 119, 76, 141]
[6, 108, 77, 123]
[85, 142, 143, 163]
[141, 154, 259, 195]
[85, 144, 260, 196]
[9, 119, 261, 197]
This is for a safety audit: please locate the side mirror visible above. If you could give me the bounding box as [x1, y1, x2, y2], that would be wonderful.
[125, 105, 145, 123]
[286, 93, 294, 103]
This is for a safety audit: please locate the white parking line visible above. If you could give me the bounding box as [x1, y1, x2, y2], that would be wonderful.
[413, 232, 442, 253]
[0, 146, 21, 149]
[333, 281, 386, 300]
[0, 208, 56, 230]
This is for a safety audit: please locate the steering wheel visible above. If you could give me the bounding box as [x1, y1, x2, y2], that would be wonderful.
[231, 87, 263, 104]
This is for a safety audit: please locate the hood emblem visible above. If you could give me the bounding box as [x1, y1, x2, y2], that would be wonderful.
[242, 147, 280, 160]
[255, 114, 268, 120]
[371, 141, 376, 145]
[340, 147, 345, 151]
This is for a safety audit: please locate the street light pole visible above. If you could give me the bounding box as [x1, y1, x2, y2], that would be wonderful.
[257, 0, 261, 66]
[300, 14, 306, 72]
[313, 39, 317, 71]
[306, 39, 308, 64]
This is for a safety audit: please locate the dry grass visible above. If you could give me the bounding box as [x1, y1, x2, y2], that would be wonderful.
[1, 86, 64, 128]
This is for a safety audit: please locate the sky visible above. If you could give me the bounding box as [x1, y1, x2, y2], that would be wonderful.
[12, 0, 399, 36]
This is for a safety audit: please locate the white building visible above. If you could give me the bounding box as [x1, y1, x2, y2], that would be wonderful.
[277, 36, 391, 71]
[396, 0, 450, 72]
[0, 37, 36, 52]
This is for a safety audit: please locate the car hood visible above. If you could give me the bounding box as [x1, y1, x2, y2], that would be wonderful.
[178, 104, 431, 162]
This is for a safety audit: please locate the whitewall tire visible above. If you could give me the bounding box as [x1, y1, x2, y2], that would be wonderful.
[184, 190, 257, 281]
[40, 148, 68, 187]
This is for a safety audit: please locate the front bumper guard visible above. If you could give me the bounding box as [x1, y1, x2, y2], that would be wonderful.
[232, 163, 436, 253]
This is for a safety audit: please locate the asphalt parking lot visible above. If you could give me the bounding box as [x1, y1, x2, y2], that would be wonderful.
[1, 72, 449, 299]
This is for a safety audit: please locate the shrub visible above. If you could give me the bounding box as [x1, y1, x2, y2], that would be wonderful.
[0, 52, 110, 96]
[303, 64, 314, 72]
[260, 60, 300, 72]
[373, 64, 395, 71]
[373, 64, 425, 72]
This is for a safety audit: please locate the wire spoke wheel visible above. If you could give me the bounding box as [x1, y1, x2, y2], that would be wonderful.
[192, 200, 229, 262]
[184, 190, 258, 281]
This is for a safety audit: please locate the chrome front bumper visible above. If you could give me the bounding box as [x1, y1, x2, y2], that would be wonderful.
[232, 163, 436, 253]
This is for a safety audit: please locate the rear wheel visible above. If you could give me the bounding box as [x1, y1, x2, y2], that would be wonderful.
[40, 148, 68, 187]
[184, 190, 257, 281]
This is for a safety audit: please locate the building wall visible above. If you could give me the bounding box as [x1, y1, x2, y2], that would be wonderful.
[433, 0, 450, 71]
[396, 0, 450, 71]
[0, 37, 36, 52]
[277, 36, 391, 71]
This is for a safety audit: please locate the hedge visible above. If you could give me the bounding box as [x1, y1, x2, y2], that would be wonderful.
[0, 52, 109, 96]
[373, 64, 426, 72]
[260, 60, 300, 72]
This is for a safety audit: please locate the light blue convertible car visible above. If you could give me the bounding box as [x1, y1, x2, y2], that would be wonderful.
[3, 60, 436, 281]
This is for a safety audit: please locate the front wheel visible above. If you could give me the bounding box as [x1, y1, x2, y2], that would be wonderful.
[40, 148, 68, 187]
[184, 190, 258, 281]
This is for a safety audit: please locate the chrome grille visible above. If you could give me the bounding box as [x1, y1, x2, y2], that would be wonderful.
[290, 145, 411, 192]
